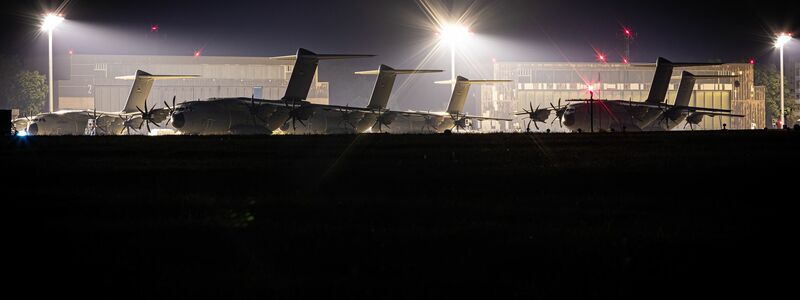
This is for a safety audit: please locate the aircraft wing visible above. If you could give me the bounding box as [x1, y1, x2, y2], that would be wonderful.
[253, 100, 395, 115]
[114, 74, 201, 80]
[463, 115, 512, 121]
[514, 108, 556, 116]
[601, 100, 736, 114]
[688, 112, 745, 118]
[394, 110, 511, 121]
[669, 105, 736, 114]
[316, 104, 375, 113]
[395, 111, 448, 117]
[648, 104, 733, 114]
[257, 100, 512, 121]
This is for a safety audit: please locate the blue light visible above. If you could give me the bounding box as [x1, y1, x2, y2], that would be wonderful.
[16, 130, 28, 137]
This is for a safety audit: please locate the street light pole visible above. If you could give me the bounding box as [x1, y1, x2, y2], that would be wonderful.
[780, 42, 784, 128]
[438, 23, 470, 92]
[41, 13, 64, 113]
[775, 33, 792, 128]
[589, 87, 595, 133]
[450, 43, 456, 91]
[48, 28, 54, 112]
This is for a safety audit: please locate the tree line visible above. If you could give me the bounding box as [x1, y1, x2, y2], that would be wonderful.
[754, 63, 798, 126]
[0, 56, 47, 116]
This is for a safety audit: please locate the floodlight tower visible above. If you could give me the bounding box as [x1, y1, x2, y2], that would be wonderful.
[438, 23, 471, 91]
[41, 13, 64, 113]
[775, 32, 792, 128]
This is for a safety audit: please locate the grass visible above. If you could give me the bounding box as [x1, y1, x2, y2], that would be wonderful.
[3, 131, 799, 297]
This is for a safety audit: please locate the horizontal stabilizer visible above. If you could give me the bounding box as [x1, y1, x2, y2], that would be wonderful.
[435, 76, 512, 85]
[670, 62, 724, 67]
[115, 70, 200, 80]
[631, 58, 724, 68]
[270, 48, 375, 61]
[276, 48, 374, 101]
[688, 74, 739, 78]
[355, 66, 442, 75]
[670, 74, 739, 79]
[315, 54, 377, 60]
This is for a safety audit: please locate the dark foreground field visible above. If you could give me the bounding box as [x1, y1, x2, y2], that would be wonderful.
[3, 131, 799, 298]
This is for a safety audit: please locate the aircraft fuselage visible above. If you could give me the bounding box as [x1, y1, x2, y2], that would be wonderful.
[561, 101, 662, 132]
[25, 111, 121, 135]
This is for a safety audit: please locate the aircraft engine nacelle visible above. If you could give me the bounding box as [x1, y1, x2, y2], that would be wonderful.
[378, 112, 398, 125]
[686, 113, 704, 125]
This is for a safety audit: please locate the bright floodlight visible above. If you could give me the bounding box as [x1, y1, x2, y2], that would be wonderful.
[41, 13, 64, 32]
[775, 33, 792, 48]
[439, 23, 471, 44]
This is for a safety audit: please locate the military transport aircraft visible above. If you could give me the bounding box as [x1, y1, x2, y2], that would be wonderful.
[374, 76, 513, 133]
[169, 48, 377, 135]
[17, 71, 198, 135]
[169, 48, 511, 135]
[282, 64, 451, 134]
[331, 64, 443, 134]
[516, 58, 744, 132]
[643, 71, 742, 131]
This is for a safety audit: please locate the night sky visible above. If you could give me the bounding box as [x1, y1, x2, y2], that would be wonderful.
[1, 0, 797, 111]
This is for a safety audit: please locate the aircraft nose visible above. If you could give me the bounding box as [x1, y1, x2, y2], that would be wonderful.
[27, 123, 39, 135]
[563, 113, 575, 126]
[171, 113, 185, 129]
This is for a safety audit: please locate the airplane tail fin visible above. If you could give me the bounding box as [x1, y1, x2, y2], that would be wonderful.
[355, 65, 441, 110]
[115, 70, 200, 113]
[642, 58, 723, 104]
[271, 48, 375, 102]
[674, 71, 738, 107]
[673, 71, 698, 107]
[435, 76, 511, 114]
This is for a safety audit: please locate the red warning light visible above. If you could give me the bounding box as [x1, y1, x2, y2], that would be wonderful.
[748, 58, 755, 65]
[68, 49, 74, 55]
[622, 57, 629, 64]
[622, 26, 634, 38]
[151, 25, 159, 32]
[194, 50, 201, 57]
[591, 46, 608, 64]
